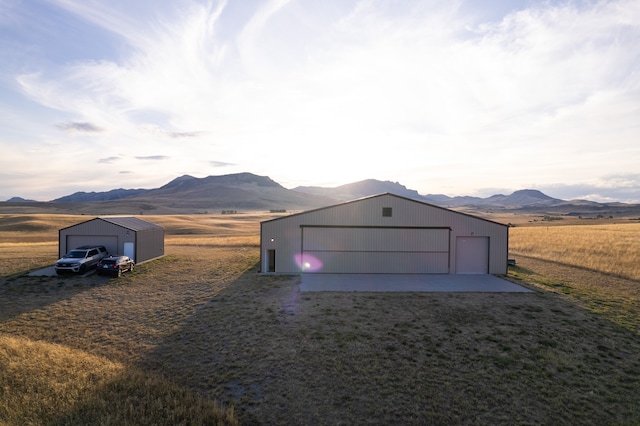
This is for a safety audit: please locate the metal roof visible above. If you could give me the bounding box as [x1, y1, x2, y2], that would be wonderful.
[261, 192, 508, 227]
[98, 216, 163, 231]
[59, 216, 162, 232]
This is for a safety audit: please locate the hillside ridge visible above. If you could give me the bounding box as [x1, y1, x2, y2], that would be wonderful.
[3, 173, 638, 217]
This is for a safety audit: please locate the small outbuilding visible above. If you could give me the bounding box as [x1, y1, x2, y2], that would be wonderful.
[59, 216, 164, 263]
[260, 193, 509, 275]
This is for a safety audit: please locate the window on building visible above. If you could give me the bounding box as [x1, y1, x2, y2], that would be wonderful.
[382, 207, 392, 217]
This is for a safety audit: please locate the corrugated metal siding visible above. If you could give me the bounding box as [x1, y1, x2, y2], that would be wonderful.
[301, 227, 451, 274]
[60, 218, 129, 257]
[306, 252, 450, 273]
[260, 193, 508, 275]
[135, 227, 165, 263]
[59, 217, 164, 263]
[302, 227, 449, 252]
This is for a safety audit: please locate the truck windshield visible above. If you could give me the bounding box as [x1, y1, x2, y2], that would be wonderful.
[64, 251, 85, 258]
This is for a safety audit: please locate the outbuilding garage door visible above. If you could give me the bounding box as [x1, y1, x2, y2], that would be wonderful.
[301, 226, 450, 273]
[66, 235, 118, 256]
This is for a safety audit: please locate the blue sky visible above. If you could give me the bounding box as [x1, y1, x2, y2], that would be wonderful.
[1, 0, 639, 202]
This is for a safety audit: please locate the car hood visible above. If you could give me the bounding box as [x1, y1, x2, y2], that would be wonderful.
[56, 258, 83, 265]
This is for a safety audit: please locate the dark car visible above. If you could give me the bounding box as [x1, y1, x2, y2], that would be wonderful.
[96, 255, 135, 277]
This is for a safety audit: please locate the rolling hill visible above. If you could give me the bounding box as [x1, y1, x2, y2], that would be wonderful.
[1, 173, 338, 215]
[2, 173, 639, 218]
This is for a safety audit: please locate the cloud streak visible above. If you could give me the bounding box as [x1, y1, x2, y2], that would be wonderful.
[98, 156, 120, 164]
[135, 155, 169, 161]
[56, 121, 104, 133]
[138, 124, 206, 139]
[210, 160, 234, 167]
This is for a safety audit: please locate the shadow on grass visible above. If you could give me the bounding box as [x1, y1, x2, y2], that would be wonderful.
[135, 265, 640, 425]
[135, 264, 298, 424]
[0, 271, 114, 322]
[508, 264, 535, 275]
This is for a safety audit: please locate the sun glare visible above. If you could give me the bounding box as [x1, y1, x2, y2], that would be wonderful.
[294, 253, 323, 272]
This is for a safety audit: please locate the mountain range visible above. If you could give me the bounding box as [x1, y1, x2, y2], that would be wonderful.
[294, 179, 567, 209]
[2, 172, 639, 217]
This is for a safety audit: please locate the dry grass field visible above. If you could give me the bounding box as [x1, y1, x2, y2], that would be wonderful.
[1, 214, 640, 424]
[509, 223, 640, 333]
[509, 223, 640, 282]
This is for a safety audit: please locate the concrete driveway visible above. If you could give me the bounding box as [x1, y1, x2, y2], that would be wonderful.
[27, 266, 95, 277]
[300, 273, 532, 293]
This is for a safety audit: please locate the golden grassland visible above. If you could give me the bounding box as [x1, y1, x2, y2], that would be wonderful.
[509, 223, 640, 282]
[508, 222, 640, 334]
[0, 213, 274, 277]
[0, 335, 237, 425]
[1, 213, 640, 424]
[0, 213, 265, 425]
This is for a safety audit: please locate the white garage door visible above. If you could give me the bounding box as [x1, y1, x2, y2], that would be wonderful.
[455, 237, 489, 274]
[67, 235, 118, 256]
[301, 226, 450, 273]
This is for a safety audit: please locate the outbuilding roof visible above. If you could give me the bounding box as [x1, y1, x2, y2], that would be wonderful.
[60, 216, 163, 232]
[99, 216, 163, 231]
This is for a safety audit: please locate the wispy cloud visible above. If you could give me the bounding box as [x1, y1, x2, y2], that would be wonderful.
[210, 160, 234, 167]
[98, 156, 120, 164]
[56, 121, 104, 133]
[168, 131, 206, 139]
[135, 155, 169, 161]
[602, 173, 640, 188]
[539, 180, 640, 204]
[138, 124, 206, 139]
[45, 0, 157, 48]
[236, 0, 292, 74]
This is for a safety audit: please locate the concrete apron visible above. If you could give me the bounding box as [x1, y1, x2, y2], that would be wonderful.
[300, 273, 533, 293]
[27, 266, 95, 277]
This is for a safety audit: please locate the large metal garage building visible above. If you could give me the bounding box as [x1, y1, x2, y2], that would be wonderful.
[260, 193, 509, 275]
[59, 216, 164, 263]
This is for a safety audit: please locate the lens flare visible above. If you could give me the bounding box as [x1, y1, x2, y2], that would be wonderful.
[294, 253, 323, 272]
